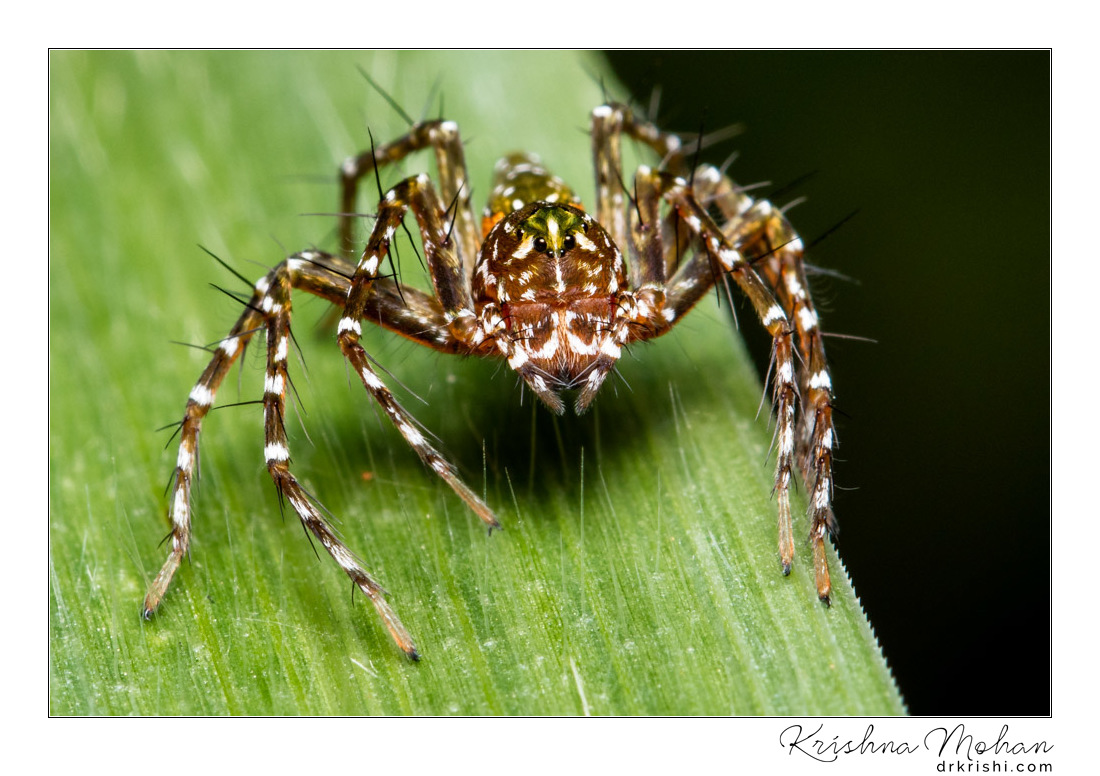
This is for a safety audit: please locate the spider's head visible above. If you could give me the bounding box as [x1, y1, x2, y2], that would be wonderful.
[475, 202, 624, 303]
[512, 204, 588, 260]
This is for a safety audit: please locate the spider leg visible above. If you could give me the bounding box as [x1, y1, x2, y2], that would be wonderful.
[296, 250, 467, 352]
[259, 258, 421, 658]
[340, 120, 479, 281]
[621, 168, 817, 601]
[143, 275, 267, 621]
[596, 92, 839, 602]
[145, 251, 430, 656]
[701, 167, 838, 603]
[591, 104, 692, 288]
[337, 174, 498, 530]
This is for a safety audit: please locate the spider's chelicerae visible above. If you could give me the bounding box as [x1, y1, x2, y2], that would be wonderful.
[145, 103, 839, 659]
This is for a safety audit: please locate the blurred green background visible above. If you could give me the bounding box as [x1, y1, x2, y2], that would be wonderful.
[606, 51, 1050, 715]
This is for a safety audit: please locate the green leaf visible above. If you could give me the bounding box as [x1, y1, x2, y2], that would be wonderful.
[50, 51, 904, 715]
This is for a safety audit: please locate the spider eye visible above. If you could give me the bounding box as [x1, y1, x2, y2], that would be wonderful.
[534, 237, 548, 253]
[562, 234, 576, 252]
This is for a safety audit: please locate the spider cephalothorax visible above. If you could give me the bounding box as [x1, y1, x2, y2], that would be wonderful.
[475, 200, 627, 413]
[145, 103, 840, 660]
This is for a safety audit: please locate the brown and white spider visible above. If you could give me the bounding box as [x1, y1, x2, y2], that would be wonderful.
[144, 103, 839, 660]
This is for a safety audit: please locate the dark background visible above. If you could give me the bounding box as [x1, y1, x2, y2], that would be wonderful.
[604, 51, 1050, 716]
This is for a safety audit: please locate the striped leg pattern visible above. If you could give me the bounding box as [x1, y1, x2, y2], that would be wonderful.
[339, 119, 479, 277]
[593, 103, 836, 603]
[149, 118, 498, 659]
[705, 174, 838, 603]
[143, 285, 266, 620]
[145, 252, 429, 658]
[336, 174, 498, 530]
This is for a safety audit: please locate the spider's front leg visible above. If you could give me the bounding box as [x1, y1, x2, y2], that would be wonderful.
[336, 173, 499, 530]
[146, 252, 423, 657]
[143, 278, 269, 620]
[661, 182, 806, 595]
[262, 258, 425, 657]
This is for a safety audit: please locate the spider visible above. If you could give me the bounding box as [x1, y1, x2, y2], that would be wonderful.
[144, 102, 839, 660]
